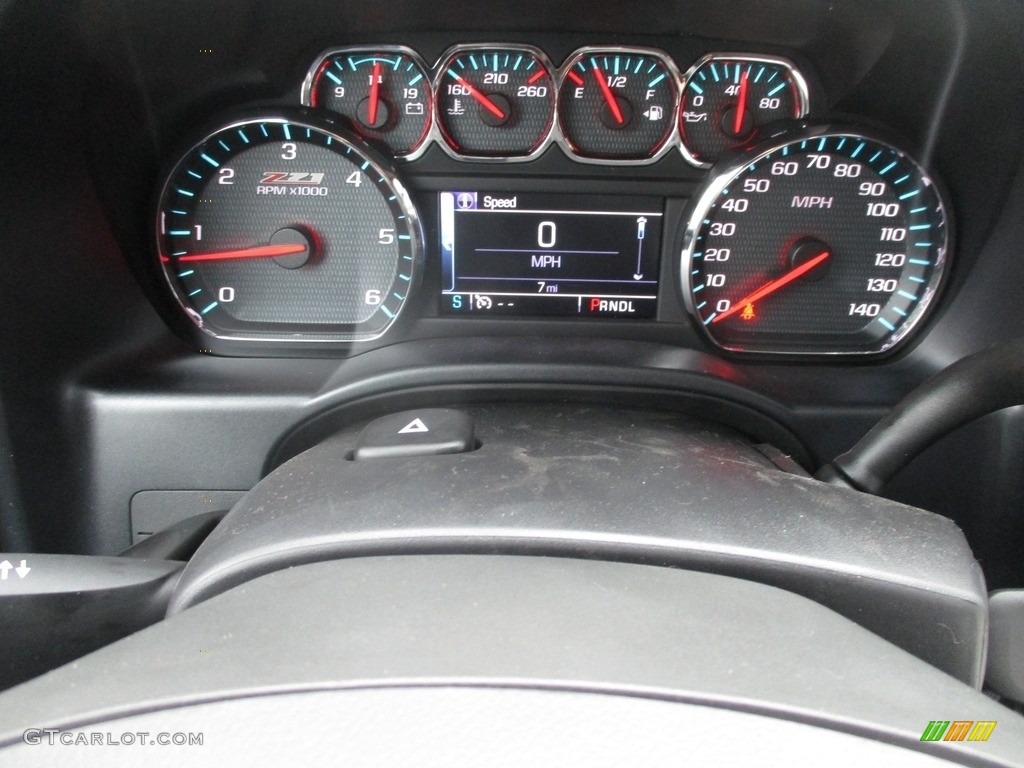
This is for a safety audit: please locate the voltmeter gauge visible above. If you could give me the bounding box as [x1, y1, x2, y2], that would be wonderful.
[303, 46, 433, 159]
[679, 54, 808, 167]
[557, 47, 680, 163]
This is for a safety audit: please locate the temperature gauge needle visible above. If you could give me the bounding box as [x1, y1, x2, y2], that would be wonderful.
[449, 72, 506, 120]
[592, 65, 625, 125]
[177, 243, 309, 263]
[732, 70, 749, 135]
[712, 250, 830, 323]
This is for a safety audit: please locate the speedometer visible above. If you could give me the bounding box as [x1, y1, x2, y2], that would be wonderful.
[682, 127, 950, 356]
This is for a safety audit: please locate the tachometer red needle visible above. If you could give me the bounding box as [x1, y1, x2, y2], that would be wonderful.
[450, 73, 506, 120]
[368, 60, 382, 126]
[712, 250, 830, 323]
[177, 243, 308, 263]
[732, 70, 749, 135]
[593, 65, 624, 124]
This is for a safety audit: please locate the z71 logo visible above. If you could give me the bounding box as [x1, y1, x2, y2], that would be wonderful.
[259, 172, 325, 184]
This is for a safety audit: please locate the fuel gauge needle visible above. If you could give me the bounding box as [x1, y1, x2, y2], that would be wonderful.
[592, 65, 625, 125]
[177, 243, 309, 263]
[712, 250, 830, 323]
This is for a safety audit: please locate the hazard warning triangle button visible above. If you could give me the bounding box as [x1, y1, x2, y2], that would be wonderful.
[398, 418, 429, 434]
[353, 409, 475, 460]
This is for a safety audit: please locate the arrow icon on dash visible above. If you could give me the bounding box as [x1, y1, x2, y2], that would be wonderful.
[16, 560, 30, 579]
[0, 560, 10, 580]
[398, 418, 430, 434]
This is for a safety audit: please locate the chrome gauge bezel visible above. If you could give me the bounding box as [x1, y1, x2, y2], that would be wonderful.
[301, 44, 810, 166]
[300, 45, 435, 161]
[154, 112, 424, 345]
[553, 46, 683, 166]
[430, 43, 559, 163]
[677, 52, 810, 169]
[679, 123, 951, 357]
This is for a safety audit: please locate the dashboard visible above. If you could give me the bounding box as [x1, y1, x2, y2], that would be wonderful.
[2, 0, 1019, 557]
[2, 0, 1024, 761]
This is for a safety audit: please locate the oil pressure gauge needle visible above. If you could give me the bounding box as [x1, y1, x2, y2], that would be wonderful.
[732, 70, 749, 136]
[712, 250, 830, 323]
[176, 243, 309, 263]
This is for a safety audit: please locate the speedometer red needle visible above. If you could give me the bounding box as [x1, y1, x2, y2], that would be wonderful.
[712, 250, 831, 323]
[593, 65, 625, 124]
[732, 70, 749, 135]
[451, 73, 506, 119]
[368, 60, 382, 126]
[177, 243, 309, 263]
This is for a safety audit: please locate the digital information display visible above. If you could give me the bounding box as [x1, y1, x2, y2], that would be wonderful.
[440, 192, 663, 318]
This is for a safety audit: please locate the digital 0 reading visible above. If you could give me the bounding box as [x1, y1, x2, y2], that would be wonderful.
[440, 192, 663, 318]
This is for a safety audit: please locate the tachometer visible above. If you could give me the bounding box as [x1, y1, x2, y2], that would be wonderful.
[156, 112, 422, 345]
[682, 127, 950, 356]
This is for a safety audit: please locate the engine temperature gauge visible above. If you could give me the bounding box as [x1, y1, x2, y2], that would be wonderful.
[679, 54, 809, 166]
[434, 45, 556, 159]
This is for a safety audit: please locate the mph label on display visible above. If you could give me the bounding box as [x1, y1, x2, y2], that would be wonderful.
[439, 191, 663, 318]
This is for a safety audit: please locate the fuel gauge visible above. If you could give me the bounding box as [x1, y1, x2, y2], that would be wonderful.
[557, 47, 680, 163]
[303, 46, 432, 159]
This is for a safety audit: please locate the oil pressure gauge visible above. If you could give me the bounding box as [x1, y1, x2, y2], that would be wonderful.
[680, 54, 809, 167]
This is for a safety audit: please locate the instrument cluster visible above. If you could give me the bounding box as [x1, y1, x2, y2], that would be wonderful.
[152, 41, 951, 359]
